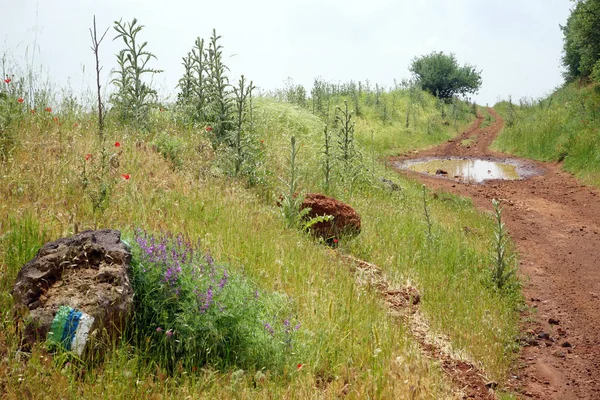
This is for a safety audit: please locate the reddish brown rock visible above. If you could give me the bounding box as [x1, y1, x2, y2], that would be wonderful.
[300, 193, 361, 240]
[12, 230, 133, 350]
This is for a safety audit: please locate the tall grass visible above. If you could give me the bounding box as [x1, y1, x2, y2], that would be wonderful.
[0, 68, 523, 398]
[493, 82, 600, 186]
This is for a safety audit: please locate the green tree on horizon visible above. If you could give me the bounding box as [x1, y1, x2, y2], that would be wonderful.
[409, 51, 482, 100]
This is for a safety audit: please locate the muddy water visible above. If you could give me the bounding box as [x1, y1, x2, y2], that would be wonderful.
[399, 157, 522, 183]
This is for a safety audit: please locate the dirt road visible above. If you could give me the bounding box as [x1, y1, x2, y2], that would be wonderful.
[392, 109, 600, 399]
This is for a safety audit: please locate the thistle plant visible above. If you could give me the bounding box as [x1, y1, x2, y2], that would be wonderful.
[490, 199, 516, 290]
[335, 100, 356, 164]
[280, 136, 306, 228]
[422, 185, 434, 242]
[110, 18, 163, 129]
[231, 74, 256, 176]
[322, 125, 333, 193]
[177, 37, 208, 124]
[206, 29, 233, 145]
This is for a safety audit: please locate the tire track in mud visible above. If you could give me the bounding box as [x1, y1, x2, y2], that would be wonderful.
[390, 109, 600, 399]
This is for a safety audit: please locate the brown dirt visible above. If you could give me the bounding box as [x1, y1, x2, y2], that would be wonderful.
[391, 109, 600, 399]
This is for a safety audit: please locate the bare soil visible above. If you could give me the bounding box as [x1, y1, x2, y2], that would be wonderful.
[391, 109, 600, 399]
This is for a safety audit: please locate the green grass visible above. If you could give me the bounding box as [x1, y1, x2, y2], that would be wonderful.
[0, 85, 522, 398]
[493, 82, 600, 186]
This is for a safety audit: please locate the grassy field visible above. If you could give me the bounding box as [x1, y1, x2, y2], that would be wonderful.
[493, 82, 600, 186]
[0, 76, 522, 398]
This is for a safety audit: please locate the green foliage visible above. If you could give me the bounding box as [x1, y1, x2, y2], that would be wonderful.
[152, 131, 185, 170]
[409, 51, 482, 99]
[231, 75, 256, 176]
[206, 30, 233, 145]
[489, 200, 516, 290]
[110, 18, 163, 129]
[561, 0, 600, 82]
[493, 83, 600, 185]
[279, 136, 306, 229]
[127, 230, 299, 372]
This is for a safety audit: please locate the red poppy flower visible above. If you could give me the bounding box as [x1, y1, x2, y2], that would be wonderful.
[4, 78, 10, 84]
[17, 98, 24, 103]
[206, 126, 213, 131]
[260, 140, 264, 143]
[297, 363, 303, 370]
[44, 107, 52, 113]
[85, 154, 92, 161]
[73, 123, 79, 128]
[121, 174, 130, 180]
[333, 238, 339, 243]
[30, 109, 35, 114]
[53, 117, 59, 123]
[115, 142, 121, 147]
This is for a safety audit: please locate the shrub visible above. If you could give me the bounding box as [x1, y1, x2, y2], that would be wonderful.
[126, 229, 300, 372]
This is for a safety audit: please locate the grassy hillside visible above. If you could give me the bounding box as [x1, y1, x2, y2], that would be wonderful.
[0, 80, 521, 398]
[493, 82, 600, 186]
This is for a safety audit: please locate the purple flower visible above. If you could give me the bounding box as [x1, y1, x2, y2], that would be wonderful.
[166, 330, 173, 338]
[156, 327, 163, 333]
[264, 323, 275, 336]
[218, 269, 228, 290]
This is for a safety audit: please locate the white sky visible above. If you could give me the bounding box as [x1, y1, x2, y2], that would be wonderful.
[2, 0, 573, 106]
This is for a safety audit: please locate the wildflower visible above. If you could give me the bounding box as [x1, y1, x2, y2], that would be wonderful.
[17, 98, 24, 103]
[205, 126, 213, 131]
[4, 78, 10, 84]
[53, 117, 59, 123]
[73, 123, 79, 128]
[44, 107, 52, 113]
[122, 174, 130, 180]
[165, 330, 173, 338]
[30, 109, 35, 114]
[260, 140, 264, 143]
[156, 327, 163, 333]
[264, 323, 275, 336]
[294, 323, 301, 330]
[297, 363, 304, 370]
[115, 141, 121, 147]
[85, 154, 92, 161]
[333, 238, 339, 244]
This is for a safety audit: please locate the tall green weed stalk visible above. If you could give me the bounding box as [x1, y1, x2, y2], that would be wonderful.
[110, 18, 162, 129]
[490, 199, 516, 290]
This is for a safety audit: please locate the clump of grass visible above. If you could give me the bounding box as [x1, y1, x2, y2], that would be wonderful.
[494, 83, 600, 186]
[127, 229, 300, 372]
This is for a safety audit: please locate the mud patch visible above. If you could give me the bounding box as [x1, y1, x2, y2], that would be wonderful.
[396, 157, 540, 184]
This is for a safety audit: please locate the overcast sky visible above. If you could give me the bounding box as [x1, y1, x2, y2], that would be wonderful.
[2, 0, 573, 106]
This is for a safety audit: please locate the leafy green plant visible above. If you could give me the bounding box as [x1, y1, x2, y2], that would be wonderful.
[127, 229, 299, 372]
[110, 18, 162, 129]
[279, 136, 307, 228]
[206, 30, 233, 145]
[177, 37, 208, 124]
[153, 132, 185, 170]
[231, 75, 256, 176]
[321, 125, 333, 193]
[490, 199, 516, 290]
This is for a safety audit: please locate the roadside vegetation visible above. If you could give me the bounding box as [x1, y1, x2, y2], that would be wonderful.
[0, 17, 522, 398]
[493, 83, 600, 186]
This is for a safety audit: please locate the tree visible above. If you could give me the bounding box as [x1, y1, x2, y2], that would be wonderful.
[561, 0, 600, 82]
[409, 51, 482, 100]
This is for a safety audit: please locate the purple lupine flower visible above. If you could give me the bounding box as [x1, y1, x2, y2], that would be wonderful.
[264, 323, 275, 336]
[218, 269, 228, 290]
[294, 323, 301, 330]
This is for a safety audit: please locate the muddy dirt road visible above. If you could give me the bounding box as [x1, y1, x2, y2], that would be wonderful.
[392, 110, 600, 399]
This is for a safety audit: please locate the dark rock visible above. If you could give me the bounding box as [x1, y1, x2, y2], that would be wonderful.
[548, 317, 560, 325]
[485, 381, 498, 389]
[561, 341, 572, 348]
[538, 332, 551, 340]
[12, 230, 133, 353]
[301, 193, 361, 240]
[379, 177, 401, 191]
[435, 169, 448, 176]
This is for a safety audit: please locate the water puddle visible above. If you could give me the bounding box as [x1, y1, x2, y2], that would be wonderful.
[398, 157, 527, 183]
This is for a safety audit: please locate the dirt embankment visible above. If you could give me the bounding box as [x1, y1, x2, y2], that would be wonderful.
[392, 109, 600, 399]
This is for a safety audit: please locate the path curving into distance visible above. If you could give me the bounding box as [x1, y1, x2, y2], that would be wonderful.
[392, 109, 600, 399]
